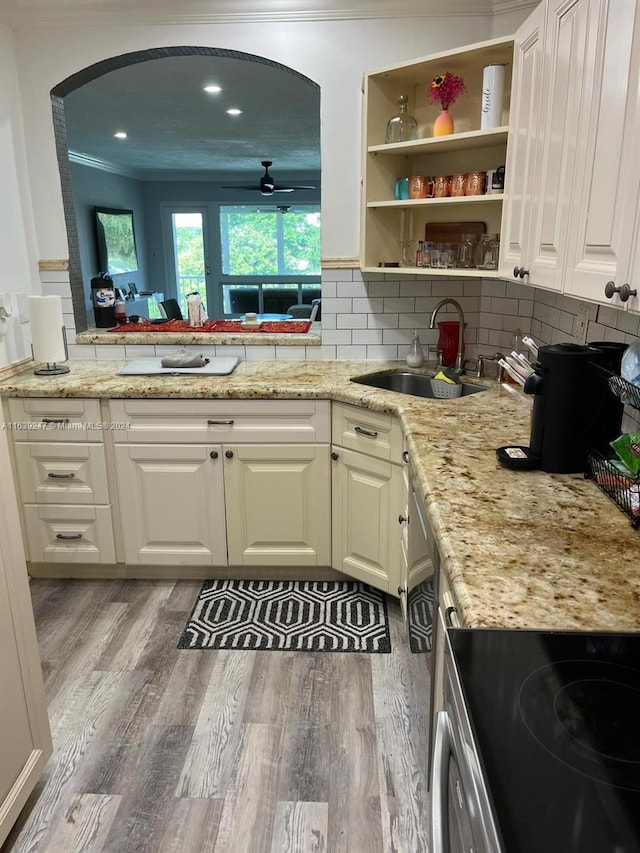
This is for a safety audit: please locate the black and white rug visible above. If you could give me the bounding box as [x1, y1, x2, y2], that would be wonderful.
[177, 579, 391, 653]
[408, 580, 434, 653]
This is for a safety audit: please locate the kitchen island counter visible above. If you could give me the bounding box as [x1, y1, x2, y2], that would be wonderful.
[1, 359, 637, 633]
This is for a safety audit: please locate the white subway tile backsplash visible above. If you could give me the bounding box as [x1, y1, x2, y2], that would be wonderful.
[322, 329, 353, 345]
[398, 312, 431, 328]
[482, 280, 507, 298]
[245, 346, 276, 360]
[214, 346, 245, 358]
[596, 304, 620, 329]
[323, 297, 353, 314]
[352, 329, 383, 345]
[68, 344, 95, 359]
[382, 329, 412, 345]
[368, 313, 399, 330]
[336, 345, 367, 359]
[368, 281, 399, 298]
[337, 314, 368, 329]
[39, 271, 71, 285]
[383, 297, 415, 313]
[399, 280, 432, 297]
[367, 345, 399, 360]
[352, 297, 383, 314]
[431, 280, 464, 297]
[126, 345, 156, 358]
[321, 281, 337, 298]
[321, 268, 354, 281]
[336, 280, 368, 297]
[276, 347, 307, 360]
[305, 345, 337, 360]
[617, 311, 640, 336]
[321, 314, 337, 330]
[94, 345, 126, 359]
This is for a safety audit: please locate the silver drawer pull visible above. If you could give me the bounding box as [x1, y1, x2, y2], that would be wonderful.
[48, 472, 75, 479]
[207, 419, 234, 425]
[42, 418, 70, 425]
[445, 605, 459, 629]
[56, 532, 82, 540]
[354, 425, 378, 438]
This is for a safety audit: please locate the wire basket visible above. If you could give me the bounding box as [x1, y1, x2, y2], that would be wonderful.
[590, 361, 640, 409]
[586, 449, 640, 528]
[430, 378, 462, 399]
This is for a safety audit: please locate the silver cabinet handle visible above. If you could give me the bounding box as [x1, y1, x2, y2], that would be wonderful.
[48, 472, 75, 479]
[604, 280, 637, 302]
[56, 532, 82, 540]
[207, 419, 234, 425]
[42, 418, 69, 425]
[431, 711, 452, 853]
[354, 425, 378, 438]
[402, 450, 410, 464]
[445, 606, 458, 629]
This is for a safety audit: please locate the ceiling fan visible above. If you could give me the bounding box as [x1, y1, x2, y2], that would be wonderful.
[222, 160, 317, 196]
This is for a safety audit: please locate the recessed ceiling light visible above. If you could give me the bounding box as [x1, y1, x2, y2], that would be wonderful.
[114, 131, 127, 139]
[226, 108, 242, 116]
[203, 85, 222, 94]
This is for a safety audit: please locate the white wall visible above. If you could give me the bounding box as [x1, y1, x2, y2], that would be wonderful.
[13, 16, 496, 263]
[0, 23, 39, 366]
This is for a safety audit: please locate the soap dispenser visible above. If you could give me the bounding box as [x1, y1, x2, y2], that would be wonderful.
[406, 330, 424, 368]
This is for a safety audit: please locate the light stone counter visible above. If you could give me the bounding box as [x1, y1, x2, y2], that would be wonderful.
[1, 359, 638, 633]
[75, 322, 322, 347]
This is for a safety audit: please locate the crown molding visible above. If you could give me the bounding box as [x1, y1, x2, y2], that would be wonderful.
[3, 0, 501, 28]
[491, 0, 538, 15]
[68, 150, 143, 179]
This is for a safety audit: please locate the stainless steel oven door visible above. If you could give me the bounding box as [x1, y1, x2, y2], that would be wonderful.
[430, 635, 503, 853]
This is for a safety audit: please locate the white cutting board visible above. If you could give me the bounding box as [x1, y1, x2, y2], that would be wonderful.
[117, 357, 239, 376]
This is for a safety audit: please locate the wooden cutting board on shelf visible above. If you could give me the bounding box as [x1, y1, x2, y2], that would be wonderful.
[424, 221, 486, 244]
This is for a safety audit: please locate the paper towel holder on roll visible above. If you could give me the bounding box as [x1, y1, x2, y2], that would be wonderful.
[32, 326, 70, 376]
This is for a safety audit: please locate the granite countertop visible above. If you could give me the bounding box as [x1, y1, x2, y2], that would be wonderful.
[1, 358, 638, 632]
[75, 322, 322, 346]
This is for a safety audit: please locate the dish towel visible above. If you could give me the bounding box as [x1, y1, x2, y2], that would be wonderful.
[160, 350, 210, 368]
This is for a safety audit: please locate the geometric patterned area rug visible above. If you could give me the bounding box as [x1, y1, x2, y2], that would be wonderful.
[177, 579, 391, 653]
[408, 578, 434, 654]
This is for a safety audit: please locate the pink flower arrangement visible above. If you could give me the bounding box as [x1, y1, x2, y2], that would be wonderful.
[427, 72, 466, 110]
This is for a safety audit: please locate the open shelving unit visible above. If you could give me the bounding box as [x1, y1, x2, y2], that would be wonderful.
[361, 37, 514, 275]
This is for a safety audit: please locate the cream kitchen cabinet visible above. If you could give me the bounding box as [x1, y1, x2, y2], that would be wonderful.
[114, 443, 227, 566]
[110, 399, 331, 570]
[224, 444, 331, 567]
[0, 428, 52, 847]
[498, 3, 545, 283]
[331, 403, 404, 595]
[501, 0, 640, 311]
[361, 37, 513, 275]
[563, 0, 640, 310]
[5, 398, 116, 566]
[398, 455, 434, 622]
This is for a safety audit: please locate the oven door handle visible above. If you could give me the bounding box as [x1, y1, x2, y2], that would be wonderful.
[431, 710, 452, 853]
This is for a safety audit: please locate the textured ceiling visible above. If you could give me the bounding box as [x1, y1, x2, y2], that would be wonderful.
[63, 53, 321, 181]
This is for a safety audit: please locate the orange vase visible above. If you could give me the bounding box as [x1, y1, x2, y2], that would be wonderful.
[433, 108, 454, 137]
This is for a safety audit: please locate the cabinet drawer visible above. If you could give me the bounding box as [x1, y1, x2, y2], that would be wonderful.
[23, 505, 115, 564]
[6, 398, 102, 442]
[109, 399, 330, 444]
[332, 402, 403, 462]
[14, 442, 109, 505]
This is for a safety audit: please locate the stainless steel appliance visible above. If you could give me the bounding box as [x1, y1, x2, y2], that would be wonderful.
[433, 628, 640, 852]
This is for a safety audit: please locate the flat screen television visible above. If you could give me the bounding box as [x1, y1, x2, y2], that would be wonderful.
[94, 206, 139, 275]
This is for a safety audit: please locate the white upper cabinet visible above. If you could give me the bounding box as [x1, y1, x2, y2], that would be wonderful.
[498, 4, 545, 281]
[564, 0, 640, 309]
[501, 0, 640, 311]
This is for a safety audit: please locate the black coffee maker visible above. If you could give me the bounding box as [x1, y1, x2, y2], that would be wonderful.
[497, 343, 624, 474]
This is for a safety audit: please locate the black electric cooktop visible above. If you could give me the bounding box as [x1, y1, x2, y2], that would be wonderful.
[449, 629, 640, 853]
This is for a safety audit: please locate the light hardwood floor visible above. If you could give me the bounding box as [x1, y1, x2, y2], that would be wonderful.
[2, 579, 431, 853]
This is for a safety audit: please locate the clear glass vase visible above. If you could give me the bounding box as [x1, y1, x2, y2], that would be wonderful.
[385, 94, 418, 144]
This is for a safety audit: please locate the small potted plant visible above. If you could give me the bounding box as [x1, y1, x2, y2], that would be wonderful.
[427, 72, 466, 136]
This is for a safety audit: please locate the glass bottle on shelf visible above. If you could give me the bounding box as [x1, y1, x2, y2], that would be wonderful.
[474, 233, 500, 270]
[385, 94, 418, 144]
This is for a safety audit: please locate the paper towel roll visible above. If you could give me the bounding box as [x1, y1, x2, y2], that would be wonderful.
[481, 64, 505, 130]
[29, 295, 67, 364]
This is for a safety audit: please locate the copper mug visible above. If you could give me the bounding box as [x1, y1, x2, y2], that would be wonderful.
[433, 175, 451, 198]
[450, 173, 467, 197]
[409, 175, 433, 199]
[465, 170, 487, 196]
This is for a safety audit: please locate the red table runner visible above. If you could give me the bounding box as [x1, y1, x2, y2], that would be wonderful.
[108, 319, 312, 334]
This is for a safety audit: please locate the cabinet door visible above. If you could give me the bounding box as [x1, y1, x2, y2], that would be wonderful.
[224, 444, 330, 566]
[564, 0, 640, 305]
[499, 3, 545, 279]
[527, 0, 597, 292]
[114, 444, 226, 566]
[331, 446, 403, 595]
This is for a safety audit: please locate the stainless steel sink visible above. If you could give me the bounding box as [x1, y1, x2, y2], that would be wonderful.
[350, 370, 488, 399]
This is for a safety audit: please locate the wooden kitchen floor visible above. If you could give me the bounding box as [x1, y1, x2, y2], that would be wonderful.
[3, 579, 431, 853]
